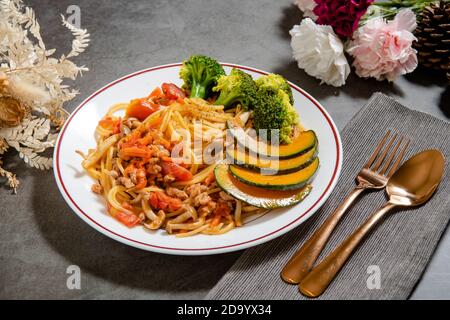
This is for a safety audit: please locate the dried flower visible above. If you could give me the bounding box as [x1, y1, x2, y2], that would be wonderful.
[0, 137, 8, 154]
[48, 108, 70, 130]
[0, 0, 89, 192]
[313, 0, 374, 37]
[0, 72, 9, 94]
[0, 96, 28, 127]
[6, 74, 51, 108]
[294, 0, 317, 20]
[290, 18, 350, 87]
[347, 9, 418, 81]
[0, 160, 19, 193]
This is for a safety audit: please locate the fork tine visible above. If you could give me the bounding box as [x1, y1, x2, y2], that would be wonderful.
[364, 131, 391, 169]
[387, 138, 410, 177]
[379, 136, 403, 175]
[372, 133, 397, 171]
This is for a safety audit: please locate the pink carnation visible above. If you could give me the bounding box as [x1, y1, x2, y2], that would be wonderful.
[347, 9, 418, 81]
[313, 0, 374, 38]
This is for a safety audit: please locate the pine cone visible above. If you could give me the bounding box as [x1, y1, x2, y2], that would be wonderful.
[413, 1, 450, 82]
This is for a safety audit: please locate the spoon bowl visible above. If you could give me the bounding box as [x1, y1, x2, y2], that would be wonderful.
[387, 150, 445, 206]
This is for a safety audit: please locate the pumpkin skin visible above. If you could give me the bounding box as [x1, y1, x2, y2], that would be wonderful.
[214, 164, 312, 209]
[226, 141, 317, 174]
[227, 120, 317, 159]
[229, 157, 319, 190]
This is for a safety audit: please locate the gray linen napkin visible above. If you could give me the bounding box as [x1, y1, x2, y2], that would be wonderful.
[206, 92, 450, 300]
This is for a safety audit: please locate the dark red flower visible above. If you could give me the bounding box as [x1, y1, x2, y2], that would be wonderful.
[313, 0, 374, 38]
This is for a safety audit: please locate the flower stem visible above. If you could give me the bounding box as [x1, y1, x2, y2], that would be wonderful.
[363, 0, 443, 26]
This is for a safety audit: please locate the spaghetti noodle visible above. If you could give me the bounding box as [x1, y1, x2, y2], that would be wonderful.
[77, 84, 265, 237]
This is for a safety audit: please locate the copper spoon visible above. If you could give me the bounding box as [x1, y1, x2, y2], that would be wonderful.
[299, 149, 445, 298]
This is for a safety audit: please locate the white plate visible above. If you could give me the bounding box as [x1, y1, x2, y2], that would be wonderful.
[53, 63, 342, 255]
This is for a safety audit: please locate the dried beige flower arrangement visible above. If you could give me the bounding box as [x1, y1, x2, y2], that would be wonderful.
[0, 0, 89, 192]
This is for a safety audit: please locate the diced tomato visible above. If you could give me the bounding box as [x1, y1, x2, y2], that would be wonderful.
[150, 192, 182, 211]
[119, 130, 141, 149]
[137, 133, 153, 146]
[134, 168, 147, 189]
[126, 98, 159, 121]
[161, 156, 174, 162]
[149, 192, 159, 209]
[148, 86, 170, 106]
[123, 164, 135, 177]
[179, 162, 189, 168]
[148, 87, 164, 99]
[119, 146, 153, 159]
[121, 201, 135, 212]
[162, 83, 185, 101]
[99, 116, 121, 134]
[216, 201, 231, 217]
[211, 214, 222, 227]
[211, 201, 231, 227]
[161, 161, 193, 181]
[115, 211, 140, 227]
[162, 154, 187, 167]
[99, 117, 114, 129]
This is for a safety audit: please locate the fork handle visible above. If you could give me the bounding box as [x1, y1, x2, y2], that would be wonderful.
[299, 202, 396, 298]
[281, 187, 365, 284]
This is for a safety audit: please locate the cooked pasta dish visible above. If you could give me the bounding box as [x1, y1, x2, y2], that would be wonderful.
[77, 55, 318, 238]
[77, 84, 266, 237]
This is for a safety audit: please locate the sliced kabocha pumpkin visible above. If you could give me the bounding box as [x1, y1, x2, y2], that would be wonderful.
[227, 120, 317, 159]
[226, 141, 317, 174]
[214, 164, 312, 209]
[229, 157, 319, 191]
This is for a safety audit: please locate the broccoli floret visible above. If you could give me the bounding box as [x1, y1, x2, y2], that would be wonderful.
[212, 68, 258, 110]
[179, 55, 225, 99]
[253, 90, 298, 144]
[255, 74, 294, 105]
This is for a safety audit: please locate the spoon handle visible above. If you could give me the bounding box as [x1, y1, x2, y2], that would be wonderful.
[299, 202, 396, 298]
[281, 187, 365, 284]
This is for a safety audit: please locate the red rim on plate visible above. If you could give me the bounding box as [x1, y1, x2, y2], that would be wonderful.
[54, 63, 342, 255]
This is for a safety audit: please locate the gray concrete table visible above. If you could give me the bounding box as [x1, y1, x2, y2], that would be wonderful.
[1, 0, 449, 299]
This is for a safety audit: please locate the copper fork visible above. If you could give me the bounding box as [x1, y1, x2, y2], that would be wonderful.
[281, 131, 410, 284]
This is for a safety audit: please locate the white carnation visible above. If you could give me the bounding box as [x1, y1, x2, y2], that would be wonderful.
[289, 18, 350, 87]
